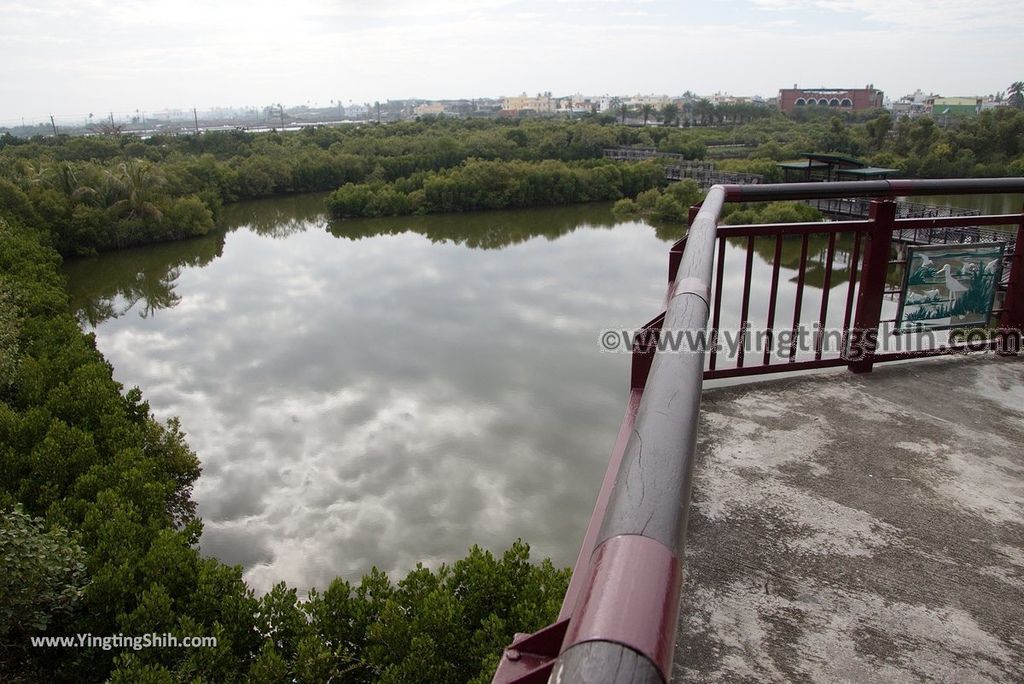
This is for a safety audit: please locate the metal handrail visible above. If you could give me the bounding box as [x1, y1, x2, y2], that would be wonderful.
[495, 179, 1024, 684]
[552, 187, 727, 681]
[717, 177, 1024, 201]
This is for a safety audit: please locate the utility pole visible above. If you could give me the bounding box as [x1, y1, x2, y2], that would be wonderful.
[376, 100, 381, 123]
[279, 104, 285, 128]
[49, 115, 58, 136]
[193, 107, 200, 135]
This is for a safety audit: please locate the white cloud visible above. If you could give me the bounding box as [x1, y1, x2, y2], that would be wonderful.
[751, 0, 1024, 31]
[1, 0, 1021, 122]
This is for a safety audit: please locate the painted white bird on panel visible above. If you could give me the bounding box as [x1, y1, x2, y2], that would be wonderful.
[936, 264, 967, 301]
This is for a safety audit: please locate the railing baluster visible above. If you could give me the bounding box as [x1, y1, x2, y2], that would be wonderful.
[737, 236, 755, 368]
[789, 234, 810, 362]
[843, 231, 863, 337]
[708, 236, 725, 371]
[763, 235, 784, 366]
[815, 232, 837, 360]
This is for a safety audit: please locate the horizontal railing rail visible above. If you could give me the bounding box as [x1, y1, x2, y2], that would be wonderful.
[493, 178, 1024, 684]
[719, 177, 1024, 200]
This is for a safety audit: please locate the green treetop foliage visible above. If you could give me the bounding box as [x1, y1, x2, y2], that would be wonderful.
[326, 158, 665, 218]
[0, 507, 88, 640]
[0, 118, 659, 255]
[1008, 82, 1024, 110]
[612, 178, 705, 227]
[721, 201, 824, 225]
[3, 111, 1024, 256]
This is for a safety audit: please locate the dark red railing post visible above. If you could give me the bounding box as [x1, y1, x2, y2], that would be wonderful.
[687, 204, 701, 225]
[667, 206, 702, 286]
[668, 239, 686, 285]
[999, 221, 1024, 354]
[848, 199, 895, 373]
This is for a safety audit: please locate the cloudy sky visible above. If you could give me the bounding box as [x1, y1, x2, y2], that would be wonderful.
[2, 0, 1021, 124]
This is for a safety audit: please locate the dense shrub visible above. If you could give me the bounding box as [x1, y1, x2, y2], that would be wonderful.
[612, 179, 704, 224]
[327, 159, 664, 218]
[722, 201, 824, 225]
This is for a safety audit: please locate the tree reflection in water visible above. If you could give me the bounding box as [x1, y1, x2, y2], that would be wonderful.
[65, 195, 655, 325]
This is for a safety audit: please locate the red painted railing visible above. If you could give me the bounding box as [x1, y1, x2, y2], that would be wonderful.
[492, 179, 1024, 684]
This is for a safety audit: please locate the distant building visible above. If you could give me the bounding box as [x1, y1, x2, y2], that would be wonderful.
[778, 85, 884, 113]
[413, 102, 446, 116]
[927, 96, 982, 118]
[501, 92, 556, 114]
[624, 94, 671, 108]
[345, 103, 369, 118]
[553, 93, 603, 115]
[890, 89, 932, 119]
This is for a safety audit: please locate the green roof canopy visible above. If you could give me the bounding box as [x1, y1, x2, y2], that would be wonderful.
[836, 166, 900, 177]
[797, 152, 866, 167]
[776, 160, 831, 169]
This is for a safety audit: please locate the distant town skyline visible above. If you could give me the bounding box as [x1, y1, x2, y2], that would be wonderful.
[2, 0, 1021, 124]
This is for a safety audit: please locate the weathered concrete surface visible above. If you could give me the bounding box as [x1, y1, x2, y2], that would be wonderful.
[674, 355, 1024, 683]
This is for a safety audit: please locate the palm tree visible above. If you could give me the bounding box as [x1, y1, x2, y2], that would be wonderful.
[619, 103, 628, 124]
[104, 161, 166, 222]
[694, 99, 713, 126]
[41, 162, 96, 205]
[661, 103, 680, 127]
[1008, 82, 1024, 109]
[641, 104, 654, 126]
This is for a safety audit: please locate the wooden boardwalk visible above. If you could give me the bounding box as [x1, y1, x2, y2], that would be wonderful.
[808, 197, 1017, 253]
[603, 147, 764, 187]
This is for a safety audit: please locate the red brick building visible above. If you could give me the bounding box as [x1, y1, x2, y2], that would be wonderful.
[778, 86, 884, 113]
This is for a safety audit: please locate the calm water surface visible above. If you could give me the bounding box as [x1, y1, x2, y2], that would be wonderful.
[65, 196, 682, 592]
[917, 193, 1024, 215]
[63, 192, 1018, 593]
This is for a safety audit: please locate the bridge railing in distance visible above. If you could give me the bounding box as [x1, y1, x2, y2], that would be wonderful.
[491, 178, 1024, 684]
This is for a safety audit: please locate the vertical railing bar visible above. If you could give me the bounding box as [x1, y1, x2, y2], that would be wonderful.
[842, 230, 863, 336]
[763, 234, 783, 366]
[789, 234, 810, 362]
[737, 236, 755, 368]
[815, 232, 837, 360]
[709, 236, 726, 371]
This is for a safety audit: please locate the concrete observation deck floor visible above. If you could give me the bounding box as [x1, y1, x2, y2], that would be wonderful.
[674, 355, 1024, 683]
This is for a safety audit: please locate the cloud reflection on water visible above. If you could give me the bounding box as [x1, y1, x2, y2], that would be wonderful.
[64, 199, 675, 593]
